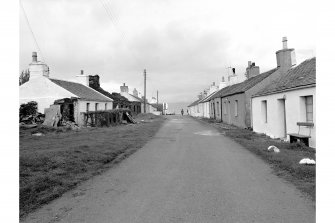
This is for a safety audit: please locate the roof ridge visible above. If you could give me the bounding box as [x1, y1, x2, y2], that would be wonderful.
[49, 78, 113, 102]
[50, 78, 113, 102]
[252, 57, 316, 97]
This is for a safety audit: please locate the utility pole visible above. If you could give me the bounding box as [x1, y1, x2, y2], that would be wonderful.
[157, 90, 158, 106]
[144, 69, 147, 113]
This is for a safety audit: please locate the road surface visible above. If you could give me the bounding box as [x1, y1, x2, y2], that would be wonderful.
[22, 115, 315, 223]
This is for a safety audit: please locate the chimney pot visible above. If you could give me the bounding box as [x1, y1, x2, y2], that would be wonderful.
[32, 52, 37, 62]
[282, 36, 288, 49]
[248, 61, 252, 67]
[81, 70, 84, 75]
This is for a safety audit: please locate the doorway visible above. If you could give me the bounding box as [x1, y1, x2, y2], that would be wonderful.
[277, 99, 287, 138]
[227, 101, 231, 124]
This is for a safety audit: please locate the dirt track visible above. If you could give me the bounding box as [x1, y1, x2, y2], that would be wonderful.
[22, 115, 315, 223]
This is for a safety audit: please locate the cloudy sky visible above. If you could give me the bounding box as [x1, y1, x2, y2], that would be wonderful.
[20, 0, 316, 112]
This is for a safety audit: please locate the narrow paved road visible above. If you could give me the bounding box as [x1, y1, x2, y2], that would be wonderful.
[22, 116, 315, 223]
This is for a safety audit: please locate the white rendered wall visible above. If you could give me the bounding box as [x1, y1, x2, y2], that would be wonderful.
[203, 102, 210, 118]
[252, 87, 316, 148]
[76, 100, 113, 125]
[19, 76, 77, 113]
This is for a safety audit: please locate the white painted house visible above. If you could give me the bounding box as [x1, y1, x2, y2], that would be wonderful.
[19, 52, 113, 125]
[252, 57, 316, 148]
[120, 83, 156, 114]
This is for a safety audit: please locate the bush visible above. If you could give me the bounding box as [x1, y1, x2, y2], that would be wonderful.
[20, 101, 38, 117]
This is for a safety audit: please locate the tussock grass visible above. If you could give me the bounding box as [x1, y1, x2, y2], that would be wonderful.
[198, 118, 316, 201]
[20, 114, 165, 218]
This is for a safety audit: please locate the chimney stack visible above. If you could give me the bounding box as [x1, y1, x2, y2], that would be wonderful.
[276, 37, 296, 72]
[29, 52, 50, 79]
[32, 52, 37, 62]
[198, 92, 203, 100]
[133, 88, 138, 97]
[120, 83, 129, 93]
[76, 70, 89, 86]
[209, 82, 218, 94]
[245, 61, 260, 79]
[88, 75, 100, 88]
[219, 76, 227, 89]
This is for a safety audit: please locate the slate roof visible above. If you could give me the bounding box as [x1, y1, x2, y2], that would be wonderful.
[253, 57, 316, 97]
[49, 78, 113, 102]
[207, 68, 278, 101]
[199, 90, 218, 103]
[120, 92, 142, 102]
[187, 99, 201, 107]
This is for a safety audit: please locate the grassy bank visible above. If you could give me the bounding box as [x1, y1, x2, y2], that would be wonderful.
[20, 114, 165, 217]
[197, 117, 315, 201]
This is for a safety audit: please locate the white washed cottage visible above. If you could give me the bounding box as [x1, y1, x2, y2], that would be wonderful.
[252, 57, 316, 148]
[19, 52, 113, 125]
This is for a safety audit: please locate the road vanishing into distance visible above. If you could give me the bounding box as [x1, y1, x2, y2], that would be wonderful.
[22, 115, 315, 223]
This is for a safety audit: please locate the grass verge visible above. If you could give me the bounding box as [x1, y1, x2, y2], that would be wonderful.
[20, 114, 165, 218]
[196, 117, 315, 201]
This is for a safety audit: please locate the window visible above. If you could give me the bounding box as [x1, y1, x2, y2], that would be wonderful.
[95, 103, 98, 111]
[305, 96, 313, 122]
[105, 103, 107, 110]
[86, 103, 90, 112]
[234, 100, 238, 117]
[261, 100, 267, 123]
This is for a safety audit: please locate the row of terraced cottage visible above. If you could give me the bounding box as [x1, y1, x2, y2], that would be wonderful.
[188, 37, 316, 148]
[19, 52, 165, 126]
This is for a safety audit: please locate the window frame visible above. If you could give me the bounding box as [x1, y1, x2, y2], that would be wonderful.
[261, 100, 267, 123]
[86, 103, 90, 113]
[305, 96, 313, 123]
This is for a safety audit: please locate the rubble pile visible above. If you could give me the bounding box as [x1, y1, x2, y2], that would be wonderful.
[19, 101, 45, 126]
[60, 120, 80, 130]
[20, 113, 45, 125]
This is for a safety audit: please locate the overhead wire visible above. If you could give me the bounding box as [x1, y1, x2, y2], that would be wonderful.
[20, 0, 45, 62]
[99, 0, 147, 94]
[99, 0, 142, 66]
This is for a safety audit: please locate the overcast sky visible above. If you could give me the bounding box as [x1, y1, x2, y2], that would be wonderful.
[20, 0, 316, 110]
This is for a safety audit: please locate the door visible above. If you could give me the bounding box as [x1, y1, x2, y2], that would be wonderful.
[227, 101, 231, 124]
[278, 99, 287, 138]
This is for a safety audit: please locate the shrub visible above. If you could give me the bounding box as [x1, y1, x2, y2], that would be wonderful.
[20, 101, 38, 117]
